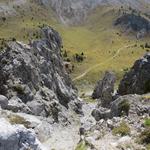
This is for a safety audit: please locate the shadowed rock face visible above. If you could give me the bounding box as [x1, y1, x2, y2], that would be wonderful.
[0, 26, 82, 119]
[118, 52, 150, 95]
[114, 14, 150, 38]
[92, 71, 116, 108]
[115, 14, 150, 31]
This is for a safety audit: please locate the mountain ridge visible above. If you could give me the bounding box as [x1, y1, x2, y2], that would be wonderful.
[0, 0, 150, 24]
[39, 0, 150, 24]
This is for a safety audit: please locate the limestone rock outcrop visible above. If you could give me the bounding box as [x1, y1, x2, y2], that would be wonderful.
[0, 26, 82, 120]
[118, 52, 150, 95]
[0, 118, 44, 150]
[92, 71, 116, 108]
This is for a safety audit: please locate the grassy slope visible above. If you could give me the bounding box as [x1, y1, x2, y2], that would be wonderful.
[62, 6, 150, 87]
[0, 1, 149, 89]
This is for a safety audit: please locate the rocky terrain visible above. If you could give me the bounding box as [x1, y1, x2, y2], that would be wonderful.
[0, 26, 82, 118]
[0, 1, 150, 150]
[0, 26, 83, 149]
[0, 28, 149, 149]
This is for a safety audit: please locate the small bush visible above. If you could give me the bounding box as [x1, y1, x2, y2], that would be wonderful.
[2, 17, 6, 22]
[112, 121, 130, 136]
[146, 144, 150, 150]
[13, 84, 25, 95]
[75, 141, 87, 150]
[8, 115, 30, 128]
[12, 37, 16, 42]
[144, 119, 150, 127]
[139, 128, 150, 144]
[118, 100, 130, 116]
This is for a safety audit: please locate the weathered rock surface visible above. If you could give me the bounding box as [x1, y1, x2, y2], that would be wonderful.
[0, 95, 8, 109]
[0, 26, 82, 120]
[92, 94, 150, 121]
[92, 71, 116, 108]
[92, 107, 111, 121]
[118, 52, 150, 95]
[0, 118, 44, 150]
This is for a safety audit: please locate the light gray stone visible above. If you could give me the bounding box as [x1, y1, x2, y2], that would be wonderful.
[0, 95, 8, 109]
[92, 71, 116, 108]
[0, 118, 44, 150]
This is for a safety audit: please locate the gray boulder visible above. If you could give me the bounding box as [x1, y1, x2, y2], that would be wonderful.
[92, 94, 150, 121]
[111, 94, 150, 117]
[110, 95, 140, 117]
[91, 108, 111, 121]
[7, 96, 31, 113]
[92, 71, 116, 108]
[0, 95, 8, 109]
[118, 52, 150, 95]
[0, 118, 44, 150]
[0, 26, 82, 120]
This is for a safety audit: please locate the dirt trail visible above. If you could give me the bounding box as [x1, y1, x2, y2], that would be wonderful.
[73, 44, 134, 81]
[43, 101, 96, 150]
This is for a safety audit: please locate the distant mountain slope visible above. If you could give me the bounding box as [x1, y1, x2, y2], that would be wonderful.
[37, 0, 150, 24]
[0, 0, 150, 24]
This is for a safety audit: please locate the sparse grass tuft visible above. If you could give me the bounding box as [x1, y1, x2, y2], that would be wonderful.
[146, 144, 150, 150]
[75, 141, 87, 150]
[13, 84, 25, 95]
[112, 121, 130, 136]
[8, 115, 30, 128]
[118, 100, 130, 116]
[144, 118, 150, 127]
[138, 127, 150, 145]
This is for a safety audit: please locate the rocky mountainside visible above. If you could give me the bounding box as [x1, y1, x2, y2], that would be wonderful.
[0, 26, 84, 149]
[0, 1, 150, 150]
[118, 52, 150, 95]
[0, 26, 82, 120]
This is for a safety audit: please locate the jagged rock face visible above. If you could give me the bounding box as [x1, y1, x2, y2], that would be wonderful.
[0, 27, 81, 119]
[0, 118, 43, 150]
[92, 71, 116, 108]
[114, 14, 150, 38]
[118, 52, 150, 95]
